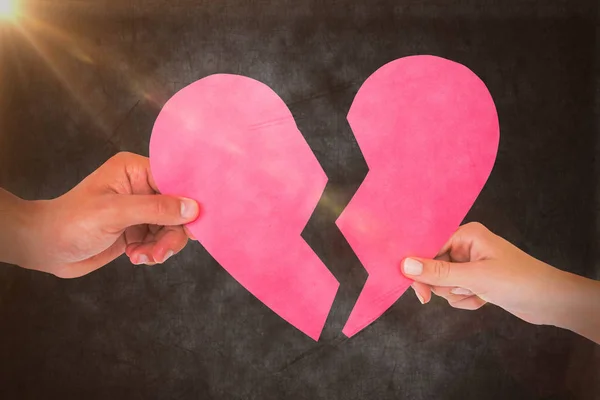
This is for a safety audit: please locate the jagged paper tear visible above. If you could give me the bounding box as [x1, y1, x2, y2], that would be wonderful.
[338, 55, 499, 337]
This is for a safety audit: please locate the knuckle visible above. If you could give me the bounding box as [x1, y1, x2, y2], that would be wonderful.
[458, 222, 495, 245]
[152, 197, 178, 218]
[448, 299, 470, 310]
[109, 152, 130, 165]
[52, 268, 75, 279]
[432, 260, 451, 280]
[110, 151, 141, 167]
[153, 198, 169, 215]
[463, 222, 487, 234]
[115, 151, 135, 160]
[447, 298, 461, 309]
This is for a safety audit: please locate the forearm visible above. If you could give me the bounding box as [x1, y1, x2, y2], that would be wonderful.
[551, 270, 600, 344]
[0, 188, 36, 266]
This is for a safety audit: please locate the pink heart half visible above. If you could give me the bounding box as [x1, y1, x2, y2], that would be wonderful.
[337, 55, 499, 337]
[149, 74, 340, 341]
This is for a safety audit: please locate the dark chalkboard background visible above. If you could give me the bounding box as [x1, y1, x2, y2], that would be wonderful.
[0, 0, 599, 398]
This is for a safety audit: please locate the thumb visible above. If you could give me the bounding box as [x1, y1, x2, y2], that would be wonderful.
[109, 195, 200, 229]
[401, 257, 478, 288]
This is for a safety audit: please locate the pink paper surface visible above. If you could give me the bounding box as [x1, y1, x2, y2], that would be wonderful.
[338, 55, 499, 337]
[150, 74, 339, 341]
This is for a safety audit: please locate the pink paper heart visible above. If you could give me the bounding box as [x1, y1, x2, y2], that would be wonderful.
[149, 74, 340, 340]
[338, 55, 499, 337]
[149, 55, 499, 341]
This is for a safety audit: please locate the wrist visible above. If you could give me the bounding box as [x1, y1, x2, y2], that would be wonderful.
[546, 269, 600, 342]
[0, 189, 45, 267]
[16, 200, 49, 267]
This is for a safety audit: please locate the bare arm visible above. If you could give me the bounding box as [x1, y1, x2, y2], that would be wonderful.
[403, 222, 600, 344]
[0, 188, 37, 267]
[0, 152, 199, 278]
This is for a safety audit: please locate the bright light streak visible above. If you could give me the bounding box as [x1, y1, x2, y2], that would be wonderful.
[0, 0, 18, 21]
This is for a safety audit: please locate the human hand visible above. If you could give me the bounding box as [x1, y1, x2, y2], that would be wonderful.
[401, 222, 595, 329]
[15, 152, 200, 278]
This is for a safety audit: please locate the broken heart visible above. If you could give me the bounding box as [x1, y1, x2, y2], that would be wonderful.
[338, 55, 499, 336]
[149, 55, 499, 340]
[149, 74, 339, 341]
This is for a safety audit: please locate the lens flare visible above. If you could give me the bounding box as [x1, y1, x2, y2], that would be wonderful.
[0, 0, 18, 21]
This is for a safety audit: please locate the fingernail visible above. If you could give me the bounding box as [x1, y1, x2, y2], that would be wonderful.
[136, 254, 149, 265]
[403, 258, 423, 276]
[163, 250, 174, 263]
[180, 198, 199, 220]
[414, 291, 425, 304]
[451, 287, 472, 296]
